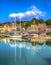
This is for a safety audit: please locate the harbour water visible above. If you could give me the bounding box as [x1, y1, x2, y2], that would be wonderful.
[0, 38, 51, 65]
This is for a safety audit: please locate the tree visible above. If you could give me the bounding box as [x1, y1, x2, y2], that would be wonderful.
[25, 21, 31, 28]
[46, 19, 51, 25]
[31, 18, 38, 24]
[38, 19, 45, 23]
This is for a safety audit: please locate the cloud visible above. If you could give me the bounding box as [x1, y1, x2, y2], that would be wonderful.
[27, 6, 46, 17]
[9, 13, 17, 18]
[16, 13, 25, 18]
[9, 5, 46, 20]
[9, 13, 24, 18]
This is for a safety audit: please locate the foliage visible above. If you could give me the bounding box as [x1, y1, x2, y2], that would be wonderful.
[46, 19, 51, 25]
[46, 40, 51, 46]
[0, 18, 51, 27]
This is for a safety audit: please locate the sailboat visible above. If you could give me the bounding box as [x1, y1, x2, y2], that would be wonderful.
[10, 21, 22, 41]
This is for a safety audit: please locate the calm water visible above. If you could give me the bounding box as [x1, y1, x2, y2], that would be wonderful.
[0, 40, 51, 65]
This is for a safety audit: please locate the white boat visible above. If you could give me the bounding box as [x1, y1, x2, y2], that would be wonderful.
[10, 35, 22, 38]
[9, 34, 22, 41]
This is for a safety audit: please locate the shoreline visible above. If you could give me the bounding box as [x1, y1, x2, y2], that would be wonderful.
[0, 35, 51, 43]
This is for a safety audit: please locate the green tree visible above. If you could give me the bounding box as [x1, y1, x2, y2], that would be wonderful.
[38, 19, 45, 23]
[46, 19, 51, 25]
[31, 18, 38, 24]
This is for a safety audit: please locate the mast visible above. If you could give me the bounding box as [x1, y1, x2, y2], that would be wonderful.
[20, 18, 21, 35]
[14, 17, 17, 35]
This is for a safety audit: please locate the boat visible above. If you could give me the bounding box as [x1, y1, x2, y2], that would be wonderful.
[10, 35, 22, 38]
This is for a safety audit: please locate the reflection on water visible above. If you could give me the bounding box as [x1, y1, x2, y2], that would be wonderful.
[0, 38, 51, 65]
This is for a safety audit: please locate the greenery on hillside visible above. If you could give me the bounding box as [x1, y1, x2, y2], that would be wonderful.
[0, 18, 51, 27]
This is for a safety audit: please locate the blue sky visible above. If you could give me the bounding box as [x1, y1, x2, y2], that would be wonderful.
[0, 0, 51, 23]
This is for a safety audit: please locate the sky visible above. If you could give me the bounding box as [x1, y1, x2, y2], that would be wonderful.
[0, 0, 51, 23]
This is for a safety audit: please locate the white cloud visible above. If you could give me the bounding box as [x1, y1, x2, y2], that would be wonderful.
[9, 13, 17, 18]
[27, 6, 46, 17]
[16, 12, 25, 18]
[9, 13, 24, 18]
[25, 11, 36, 16]
[9, 6, 46, 20]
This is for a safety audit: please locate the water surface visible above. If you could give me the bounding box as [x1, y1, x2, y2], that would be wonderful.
[0, 39, 51, 65]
